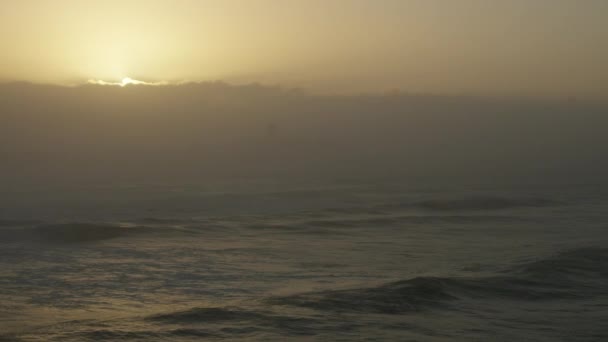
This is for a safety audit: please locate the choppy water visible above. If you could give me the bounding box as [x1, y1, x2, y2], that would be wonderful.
[1, 182, 607, 341]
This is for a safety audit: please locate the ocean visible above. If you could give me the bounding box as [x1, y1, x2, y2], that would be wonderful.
[1, 181, 607, 341]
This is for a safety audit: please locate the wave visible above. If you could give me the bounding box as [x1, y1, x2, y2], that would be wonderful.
[243, 214, 527, 235]
[294, 196, 560, 221]
[515, 247, 608, 281]
[74, 330, 162, 340]
[136, 217, 204, 225]
[268, 277, 456, 314]
[31, 223, 150, 243]
[0, 219, 39, 227]
[304, 214, 526, 227]
[168, 328, 220, 338]
[148, 307, 265, 323]
[0, 222, 195, 244]
[0, 335, 20, 342]
[148, 307, 323, 336]
[269, 247, 608, 314]
[409, 197, 558, 211]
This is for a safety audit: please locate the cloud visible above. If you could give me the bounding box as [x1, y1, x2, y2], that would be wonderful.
[0, 81, 607, 186]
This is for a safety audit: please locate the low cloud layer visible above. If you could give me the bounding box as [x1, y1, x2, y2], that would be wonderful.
[1, 82, 606, 187]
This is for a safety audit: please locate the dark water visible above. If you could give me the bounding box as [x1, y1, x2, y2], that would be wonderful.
[1, 182, 607, 341]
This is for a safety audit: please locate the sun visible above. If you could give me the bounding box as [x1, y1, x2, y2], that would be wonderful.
[87, 77, 167, 87]
[120, 77, 139, 87]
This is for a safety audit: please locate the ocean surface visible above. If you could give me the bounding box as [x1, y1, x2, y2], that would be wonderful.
[1, 181, 607, 341]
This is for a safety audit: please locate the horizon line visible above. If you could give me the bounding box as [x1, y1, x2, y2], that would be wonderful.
[0, 79, 602, 105]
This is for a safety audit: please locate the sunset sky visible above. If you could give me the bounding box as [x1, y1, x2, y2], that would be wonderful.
[1, 0, 607, 98]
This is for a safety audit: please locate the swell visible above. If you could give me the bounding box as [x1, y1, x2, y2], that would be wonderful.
[269, 247, 608, 314]
[312, 196, 560, 215]
[148, 307, 266, 323]
[0, 335, 20, 342]
[515, 247, 608, 281]
[303, 214, 526, 227]
[0, 219, 40, 227]
[394, 196, 559, 211]
[147, 307, 323, 337]
[0, 222, 170, 244]
[73, 330, 163, 340]
[243, 214, 528, 235]
[35, 223, 144, 243]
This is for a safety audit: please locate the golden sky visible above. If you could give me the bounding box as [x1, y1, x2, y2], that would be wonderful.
[1, 0, 607, 98]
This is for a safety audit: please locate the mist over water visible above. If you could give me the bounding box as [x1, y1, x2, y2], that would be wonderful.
[1, 83, 608, 341]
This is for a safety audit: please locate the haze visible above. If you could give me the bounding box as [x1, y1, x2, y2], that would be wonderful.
[3, 2, 608, 341]
[2, 0, 608, 99]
